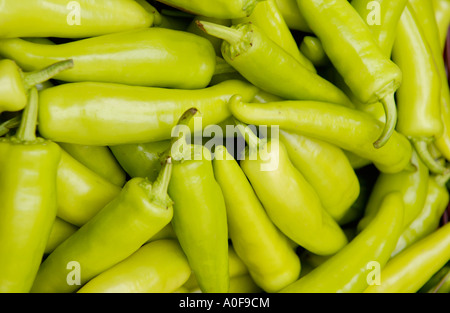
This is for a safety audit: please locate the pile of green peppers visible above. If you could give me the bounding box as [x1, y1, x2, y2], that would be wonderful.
[0, 0, 449, 294]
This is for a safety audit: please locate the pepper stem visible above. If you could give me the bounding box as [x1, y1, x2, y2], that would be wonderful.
[149, 156, 174, 208]
[16, 87, 39, 142]
[196, 20, 243, 46]
[23, 59, 74, 90]
[412, 138, 448, 175]
[373, 93, 397, 149]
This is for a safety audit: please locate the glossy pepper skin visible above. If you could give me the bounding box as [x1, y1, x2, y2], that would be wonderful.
[299, 36, 330, 67]
[232, 0, 316, 72]
[237, 123, 348, 256]
[229, 95, 413, 174]
[274, 0, 311, 32]
[168, 142, 229, 293]
[297, 0, 403, 148]
[155, 0, 263, 19]
[213, 145, 301, 292]
[392, 174, 450, 257]
[279, 130, 360, 223]
[280, 192, 404, 293]
[0, 88, 61, 293]
[364, 222, 450, 293]
[110, 141, 171, 182]
[77, 240, 191, 293]
[30, 158, 174, 293]
[392, 4, 444, 174]
[0, 59, 73, 114]
[351, 0, 408, 57]
[357, 151, 429, 232]
[58, 143, 126, 187]
[197, 21, 353, 107]
[0, 28, 216, 89]
[44, 218, 78, 255]
[0, 0, 153, 38]
[56, 149, 122, 227]
[38, 80, 259, 146]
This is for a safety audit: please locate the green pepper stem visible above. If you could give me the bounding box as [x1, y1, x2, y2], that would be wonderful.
[150, 156, 174, 208]
[373, 93, 397, 149]
[412, 138, 448, 175]
[196, 20, 243, 46]
[435, 168, 450, 187]
[23, 59, 74, 90]
[0, 114, 22, 137]
[16, 87, 39, 142]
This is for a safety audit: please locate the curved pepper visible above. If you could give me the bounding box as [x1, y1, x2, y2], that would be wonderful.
[155, 0, 263, 19]
[0, 88, 61, 293]
[110, 141, 171, 182]
[237, 122, 348, 256]
[351, 0, 408, 57]
[38, 80, 259, 146]
[0, 28, 216, 89]
[419, 262, 450, 293]
[229, 95, 413, 174]
[392, 3, 444, 174]
[30, 156, 174, 293]
[297, 0, 403, 148]
[279, 130, 360, 224]
[364, 222, 450, 293]
[213, 145, 301, 292]
[299, 36, 330, 68]
[392, 173, 450, 257]
[0, 0, 153, 38]
[58, 143, 126, 187]
[196, 21, 353, 107]
[0, 59, 73, 114]
[233, 0, 316, 72]
[357, 150, 429, 232]
[280, 192, 404, 293]
[56, 149, 122, 227]
[168, 110, 229, 293]
[77, 240, 191, 293]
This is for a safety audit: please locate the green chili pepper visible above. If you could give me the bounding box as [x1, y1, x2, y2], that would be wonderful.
[391, 173, 450, 257]
[30, 154, 174, 293]
[167, 109, 229, 293]
[407, 1, 450, 166]
[196, 21, 354, 107]
[77, 240, 191, 293]
[0, 0, 153, 39]
[56, 149, 122, 227]
[392, 3, 444, 174]
[228, 95, 413, 174]
[38, 80, 259, 146]
[419, 262, 450, 293]
[232, 0, 316, 72]
[364, 222, 450, 293]
[110, 141, 172, 182]
[58, 143, 126, 187]
[274, 0, 311, 32]
[44, 218, 78, 255]
[279, 130, 360, 224]
[237, 122, 348, 256]
[0, 28, 216, 89]
[228, 275, 263, 293]
[299, 36, 330, 68]
[213, 145, 301, 292]
[280, 192, 404, 293]
[351, 0, 408, 57]
[0, 88, 61, 293]
[0, 59, 73, 114]
[155, 0, 263, 19]
[357, 150, 429, 232]
[432, 0, 450, 52]
[297, 0, 403, 148]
